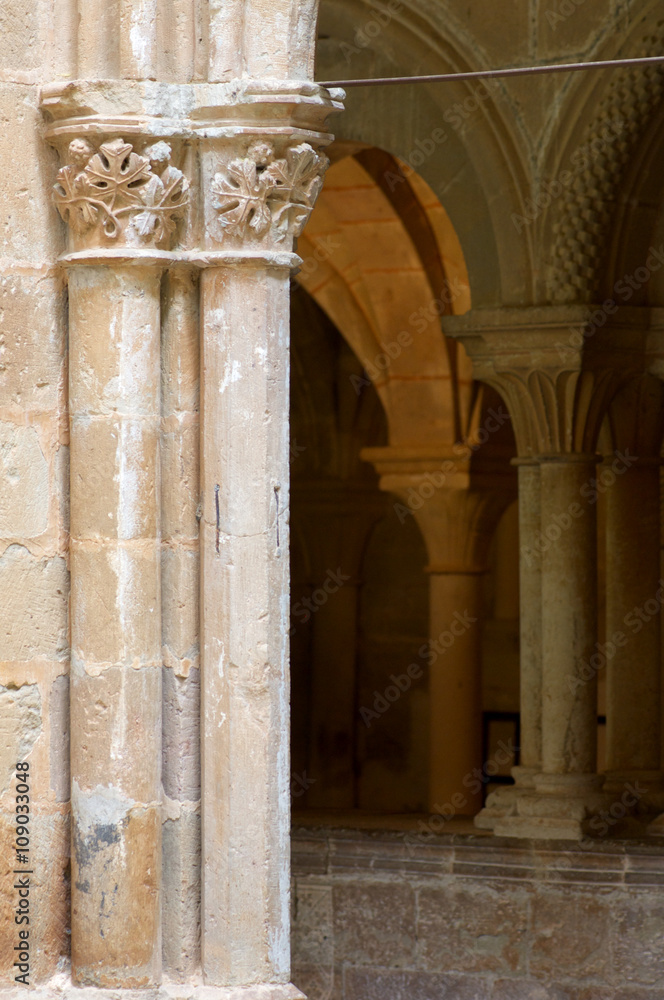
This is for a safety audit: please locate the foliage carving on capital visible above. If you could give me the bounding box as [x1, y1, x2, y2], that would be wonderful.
[54, 138, 189, 247]
[210, 140, 328, 242]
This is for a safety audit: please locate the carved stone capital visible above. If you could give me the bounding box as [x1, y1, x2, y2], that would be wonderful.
[40, 79, 343, 259]
[206, 139, 329, 249]
[53, 137, 189, 252]
[443, 306, 646, 458]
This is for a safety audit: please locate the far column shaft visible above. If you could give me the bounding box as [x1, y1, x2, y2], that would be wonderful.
[536, 457, 600, 803]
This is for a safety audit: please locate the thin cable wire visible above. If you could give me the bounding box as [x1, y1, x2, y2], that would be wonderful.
[318, 53, 664, 89]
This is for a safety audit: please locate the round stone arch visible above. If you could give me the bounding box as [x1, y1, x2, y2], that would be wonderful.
[315, 0, 534, 307]
[295, 147, 485, 448]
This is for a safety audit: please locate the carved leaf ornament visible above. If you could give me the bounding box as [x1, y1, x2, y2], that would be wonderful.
[211, 141, 328, 240]
[54, 138, 189, 243]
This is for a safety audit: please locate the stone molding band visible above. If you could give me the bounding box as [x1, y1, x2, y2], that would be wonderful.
[59, 249, 302, 269]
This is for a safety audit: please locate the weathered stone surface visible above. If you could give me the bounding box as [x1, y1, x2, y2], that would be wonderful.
[0, 273, 65, 411]
[161, 549, 199, 665]
[418, 883, 528, 975]
[611, 894, 664, 985]
[530, 888, 611, 980]
[162, 667, 200, 802]
[0, 423, 50, 539]
[343, 967, 491, 1000]
[0, 85, 61, 259]
[0, 547, 68, 660]
[162, 808, 201, 979]
[71, 799, 160, 987]
[0, 683, 41, 794]
[491, 982, 575, 1000]
[69, 417, 159, 540]
[70, 666, 160, 799]
[49, 674, 70, 803]
[332, 882, 416, 967]
[70, 545, 160, 667]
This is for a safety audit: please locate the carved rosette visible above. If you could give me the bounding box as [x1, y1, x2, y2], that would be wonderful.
[209, 140, 328, 244]
[54, 137, 189, 250]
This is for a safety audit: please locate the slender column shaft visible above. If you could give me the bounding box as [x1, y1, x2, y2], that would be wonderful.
[605, 460, 661, 779]
[516, 461, 542, 776]
[161, 267, 201, 977]
[428, 571, 484, 814]
[119, 0, 159, 80]
[68, 264, 162, 988]
[157, 0, 197, 82]
[539, 458, 598, 781]
[200, 263, 292, 987]
[51, 0, 78, 77]
[77, 0, 120, 78]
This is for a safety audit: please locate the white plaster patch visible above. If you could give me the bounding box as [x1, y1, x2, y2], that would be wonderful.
[71, 781, 135, 835]
[219, 360, 242, 393]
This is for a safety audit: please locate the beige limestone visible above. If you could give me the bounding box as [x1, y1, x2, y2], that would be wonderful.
[68, 262, 163, 987]
[160, 266, 201, 978]
[4, 1, 664, 997]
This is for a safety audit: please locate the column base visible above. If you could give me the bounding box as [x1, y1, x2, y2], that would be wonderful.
[0, 976, 305, 1000]
[493, 773, 607, 840]
[474, 766, 538, 830]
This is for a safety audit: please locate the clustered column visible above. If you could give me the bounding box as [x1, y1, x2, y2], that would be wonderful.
[42, 75, 341, 995]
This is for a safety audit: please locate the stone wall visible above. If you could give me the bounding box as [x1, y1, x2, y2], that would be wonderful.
[292, 827, 664, 1000]
[0, 0, 70, 980]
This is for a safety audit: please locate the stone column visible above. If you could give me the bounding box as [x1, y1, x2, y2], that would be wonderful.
[476, 459, 542, 829]
[161, 265, 202, 978]
[42, 73, 342, 996]
[197, 103, 340, 993]
[363, 447, 512, 815]
[535, 455, 601, 802]
[444, 306, 630, 838]
[47, 131, 189, 986]
[604, 376, 664, 805]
